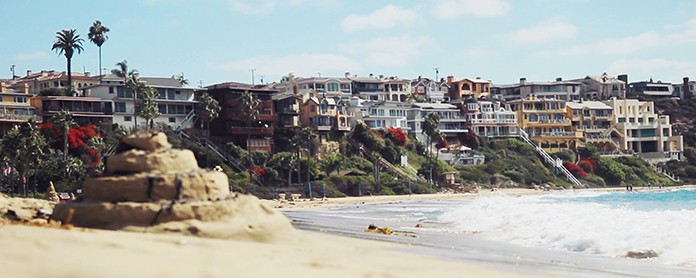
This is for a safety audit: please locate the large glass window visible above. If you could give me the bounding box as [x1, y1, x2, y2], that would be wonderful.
[115, 102, 127, 113]
[327, 82, 339, 92]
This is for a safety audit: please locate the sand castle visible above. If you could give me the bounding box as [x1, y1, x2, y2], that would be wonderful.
[52, 131, 294, 242]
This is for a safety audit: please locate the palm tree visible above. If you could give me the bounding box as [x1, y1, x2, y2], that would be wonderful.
[112, 60, 140, 129]
[195, 93, 220, 138]
[51, 29, 84, 94]
[174, 72, 189, 86]
[53, 110, 75, 162]
[0, 119, 47, 197]
[297, 127, 316, 198]
[422, 112, 440, 185]
[138, 86, 161, 130]
[237, 91, 259, 184]
[88, 20, 109, 83]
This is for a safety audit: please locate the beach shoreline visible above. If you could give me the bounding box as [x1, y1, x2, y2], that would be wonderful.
[2, 185, 695, 278]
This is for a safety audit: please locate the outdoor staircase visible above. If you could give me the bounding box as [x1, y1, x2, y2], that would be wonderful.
[347, 136, 427, 185]
[632, 152, 680, 183]
[175, 110, 197, 133]
[178, 129, 267, 188]
[517, 128, 584, 188]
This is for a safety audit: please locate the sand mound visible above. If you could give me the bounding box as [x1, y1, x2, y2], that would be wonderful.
[52, 131, 295, 242]
[0, 194, 54, 222]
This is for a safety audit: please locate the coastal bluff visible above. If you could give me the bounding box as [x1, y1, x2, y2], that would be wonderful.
[51, 131, 294, 242]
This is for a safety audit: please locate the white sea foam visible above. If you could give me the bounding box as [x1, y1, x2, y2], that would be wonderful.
[437, 193, 696, 267]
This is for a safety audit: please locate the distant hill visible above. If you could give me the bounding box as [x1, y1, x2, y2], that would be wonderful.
[654, 98, 696, 182]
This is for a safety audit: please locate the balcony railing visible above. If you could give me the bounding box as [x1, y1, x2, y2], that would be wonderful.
[468, 118, 517, 124]
[528, 119, 571, 125]
[0, 113, 41, 122]
[227, 127, 274, 136]
[257, 114, 277, 122]
[536, 131, 583, 138]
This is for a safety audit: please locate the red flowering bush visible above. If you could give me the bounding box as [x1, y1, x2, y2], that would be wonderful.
[385, 127, 407, 146]
[563, 161, 588, 178]
[40, 123, 102, 166]
[251, 167, 266, 176]
[577, 158, 596, 174]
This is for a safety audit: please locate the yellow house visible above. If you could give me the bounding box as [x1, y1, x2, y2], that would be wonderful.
[447, 76, 491, 100]
[509, 95, 582, 151]
[300, 94, 350, 134]
[566, 101, 620, 153]
[0, 82, 39, 134]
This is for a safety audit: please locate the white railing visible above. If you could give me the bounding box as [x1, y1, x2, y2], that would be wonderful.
[468, 118, 518, 124]
[518, 128, 583, 188]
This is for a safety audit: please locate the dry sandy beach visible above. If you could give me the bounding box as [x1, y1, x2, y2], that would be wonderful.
[0, 190, 553, 278]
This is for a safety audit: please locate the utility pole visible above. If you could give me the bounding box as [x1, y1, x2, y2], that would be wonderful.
[250, 69, 256, 85]
[9, 64, 15, 79]
[433, 67, 440, 81]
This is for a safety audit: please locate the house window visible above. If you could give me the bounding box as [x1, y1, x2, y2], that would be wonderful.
[327, 82, 339, 92]
[115, 102, 127, 113]
[13, 96, 27, 103]
[169, 117, 176, 123]
[310, 105, 316, 112]
[124, 116, 132, 121]
[417, 86, 425, 94]
[109, 87, 114, 94]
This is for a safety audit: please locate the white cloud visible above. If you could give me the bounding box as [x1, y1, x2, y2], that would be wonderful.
[340, 35, 431, 67]
[667, 18, 696, 43]
[432, 0, 510, 19]
[606, 58, 696, 80]
[210, 53, 363, 78]
[539, 32, 662, 56]
[228, 0, 335, 14]
[466, 48, 490, 58]
[340, 5, 420, 32]
[13, 51, 50, 61]
[229, 0, 277, 14]
[510, 18, 577, 45]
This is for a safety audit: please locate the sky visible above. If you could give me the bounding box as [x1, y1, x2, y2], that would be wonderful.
[2, 0, 696, 87]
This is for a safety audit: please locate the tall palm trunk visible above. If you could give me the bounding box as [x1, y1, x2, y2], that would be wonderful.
[98, 46, 102, 83]
[66, 58, 72, 93]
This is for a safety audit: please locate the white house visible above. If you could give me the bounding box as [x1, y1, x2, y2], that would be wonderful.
[81, 75, 198, 129]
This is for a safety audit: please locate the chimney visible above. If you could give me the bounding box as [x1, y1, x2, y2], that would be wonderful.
[344, 72, 350, 78]
[476, 77, 481, 80]
[520, 77, 527, 85]
[379, 74, 384, 79]
[84, 72, 90, 77]
[447, 75, 454, 84]
[617, 74, 628, 84]
[23, 83, 29, 94]
[556, 77, 562, 82]
[369, 73, 373, 78]
[26, 70, 32, 76]
[684, 77, 693, 99]
[0, 82, 5, 93]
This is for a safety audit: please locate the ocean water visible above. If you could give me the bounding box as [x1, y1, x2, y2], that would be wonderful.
[284, 189, 696, 275]
[437, 189, 696, 267]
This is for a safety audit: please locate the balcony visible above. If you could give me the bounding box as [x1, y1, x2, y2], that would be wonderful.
[257, 114, 277, 122]
[0, 113, 41, 122]
[468, 118, 517, 124]
[527, 119, 571, 125]
[536, 131, 583, 138]
[316, 125, 332, 131]
[280, 106, 299, 114]
[228, 127, 274, 136]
